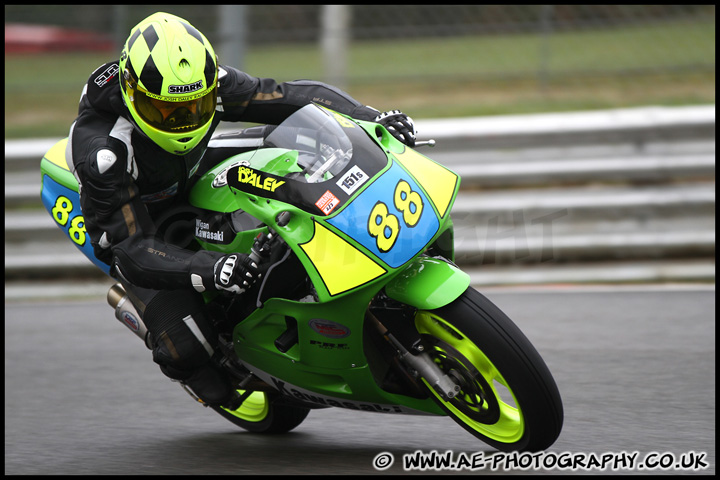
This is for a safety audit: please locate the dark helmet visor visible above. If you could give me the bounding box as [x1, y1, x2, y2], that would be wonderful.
[133, 87, 217, 133]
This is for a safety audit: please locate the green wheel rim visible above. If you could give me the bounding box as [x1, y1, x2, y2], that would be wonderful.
[222, 390, 270, 422]
[415, 312, 524, 444]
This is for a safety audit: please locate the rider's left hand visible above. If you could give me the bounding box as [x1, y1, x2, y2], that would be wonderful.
[374, 110, 417, 147]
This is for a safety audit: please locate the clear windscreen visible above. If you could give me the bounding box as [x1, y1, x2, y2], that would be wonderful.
[217, 103, 390, 216]
[264, 105, 356, 183]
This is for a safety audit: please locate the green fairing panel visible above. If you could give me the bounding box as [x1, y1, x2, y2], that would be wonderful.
[190, 148, 302, 212]
[384, 256, 470, 310]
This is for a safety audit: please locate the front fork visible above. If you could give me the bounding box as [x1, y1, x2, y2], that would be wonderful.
[365, 254, 470, 401]
[367, 310, 461, 401]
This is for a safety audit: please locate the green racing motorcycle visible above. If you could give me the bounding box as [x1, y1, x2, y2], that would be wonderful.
[40, 104, 563, 452]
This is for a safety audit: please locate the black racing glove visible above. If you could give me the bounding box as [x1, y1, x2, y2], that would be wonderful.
[374, 110, 417, 147]
[212, 253, 260, 295]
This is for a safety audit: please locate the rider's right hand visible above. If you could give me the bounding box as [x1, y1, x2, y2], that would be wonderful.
[212, 253, 260, 294]
[373, 110, 417, 147]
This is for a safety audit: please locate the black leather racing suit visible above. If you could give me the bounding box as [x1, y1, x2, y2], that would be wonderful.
[67, 61, 381, 405]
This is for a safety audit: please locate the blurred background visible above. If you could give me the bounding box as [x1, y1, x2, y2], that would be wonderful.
[4, 5, 716, 292]
[5, 4, 716, 137]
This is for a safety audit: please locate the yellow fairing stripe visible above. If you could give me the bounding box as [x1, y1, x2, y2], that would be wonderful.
[394, 147, 458, 218]
[44, 138, 70, 171]
[300, 221, 386, 296]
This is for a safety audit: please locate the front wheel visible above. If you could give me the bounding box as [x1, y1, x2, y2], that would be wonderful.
[211, 390, 310, 434]
[415, 287, 563, 452]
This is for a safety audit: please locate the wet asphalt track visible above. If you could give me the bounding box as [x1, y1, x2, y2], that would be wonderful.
[4, 285, 715, 475]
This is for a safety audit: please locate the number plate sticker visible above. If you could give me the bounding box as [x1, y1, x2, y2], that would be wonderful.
[327, 162, 439, 269]
[41, 175, 111, 275]
[335, 165, 369, 195]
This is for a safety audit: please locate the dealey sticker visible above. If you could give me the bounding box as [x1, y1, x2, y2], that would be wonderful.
[237, 166, 285, 192]
[308, 318, 350, 338]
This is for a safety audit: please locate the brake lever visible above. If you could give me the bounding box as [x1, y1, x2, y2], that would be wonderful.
[249, 229, 292, 308]
[249, 228, 289, 273]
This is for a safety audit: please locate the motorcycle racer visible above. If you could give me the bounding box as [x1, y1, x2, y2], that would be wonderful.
[66, 11, 417, 409]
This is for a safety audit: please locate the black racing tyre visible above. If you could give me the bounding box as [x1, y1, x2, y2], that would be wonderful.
[415, 287, 563, 452]
[211, 390, 310, 434]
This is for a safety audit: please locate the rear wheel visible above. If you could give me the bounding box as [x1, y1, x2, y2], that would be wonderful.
[415, 287, 563, 452]
[211, 390, 310, 434]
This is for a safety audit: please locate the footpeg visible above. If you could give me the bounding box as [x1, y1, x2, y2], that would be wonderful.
[175, 380, 209, 407]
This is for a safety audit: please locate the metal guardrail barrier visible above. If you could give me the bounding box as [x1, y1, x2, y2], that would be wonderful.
[5, 105, 715, 287]
[5, 105, 716, 161]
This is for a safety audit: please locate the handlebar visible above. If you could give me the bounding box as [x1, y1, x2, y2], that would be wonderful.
[249, 229, 285, 271]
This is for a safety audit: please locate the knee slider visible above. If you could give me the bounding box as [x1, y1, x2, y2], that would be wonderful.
[143, 290, 217, 372]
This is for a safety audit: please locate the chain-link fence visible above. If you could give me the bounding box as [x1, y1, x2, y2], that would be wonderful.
[5, 5, 715, 137]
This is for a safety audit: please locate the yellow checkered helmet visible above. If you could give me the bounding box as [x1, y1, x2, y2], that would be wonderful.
[119, 12, 218, 155]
